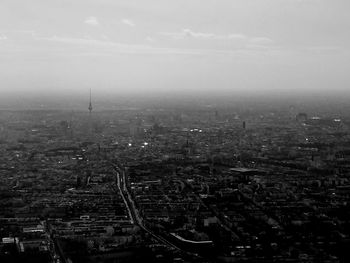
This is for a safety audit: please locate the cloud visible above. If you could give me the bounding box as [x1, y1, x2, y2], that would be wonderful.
[85, 16, 99, 26]
[0, 34, 8, 40]
[8, 30, 277, 58]
[43, 35, 115, 46]
[146, 36, 155, 43]
[160, 29, 246, 41]
[121, 19, 135, 27]
[38, 34, 277, 57]
[159, 29, 275, 51]
[182, 29, 215, 39]
[249, 37, 274, 45]
[304, 46, 344, 53]
[37, 35, 203, 56]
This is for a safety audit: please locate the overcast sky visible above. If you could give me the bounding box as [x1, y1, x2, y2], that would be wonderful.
[1, 0, 349, 100]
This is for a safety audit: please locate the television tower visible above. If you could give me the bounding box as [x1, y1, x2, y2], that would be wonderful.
[88, 89, 93, 136]
[88, 89, 93, 115]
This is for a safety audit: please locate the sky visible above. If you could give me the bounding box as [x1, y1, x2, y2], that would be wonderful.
[0, 0, 350, 102]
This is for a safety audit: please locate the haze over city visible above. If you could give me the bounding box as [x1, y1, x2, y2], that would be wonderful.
[3, 1, 350, 263]
[1, 0, 350, 107]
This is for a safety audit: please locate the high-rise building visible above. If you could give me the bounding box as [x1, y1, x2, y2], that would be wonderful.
[289, 105, 296, 120]
[296, 113, 308, 122]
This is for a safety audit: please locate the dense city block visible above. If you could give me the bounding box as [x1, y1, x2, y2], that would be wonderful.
[0, 104, 349, 262]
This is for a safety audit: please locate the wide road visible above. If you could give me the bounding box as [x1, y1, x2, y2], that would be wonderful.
[111, 163, 184, 252]
[114, 168, 134, 224]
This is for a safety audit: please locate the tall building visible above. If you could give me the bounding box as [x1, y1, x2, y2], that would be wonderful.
[88, 89, 93, 116]
[296, 113, 307, 122]
[289, 105, 297, 120]
[88, 89, 93, 134]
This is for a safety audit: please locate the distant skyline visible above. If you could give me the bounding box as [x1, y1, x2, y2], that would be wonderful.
[1, 0, 350, 99]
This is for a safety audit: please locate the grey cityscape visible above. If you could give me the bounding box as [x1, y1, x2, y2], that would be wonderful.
[1, 1, 350, 262]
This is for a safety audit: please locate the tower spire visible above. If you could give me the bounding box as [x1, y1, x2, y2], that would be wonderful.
[88, 89, 93, 137]
[88, 89, 93, 114]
